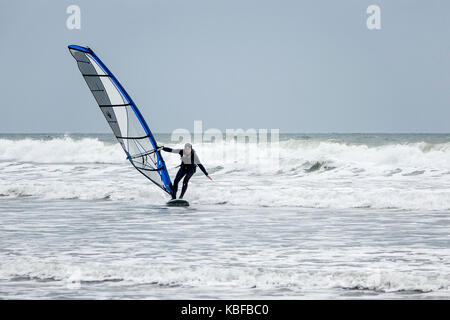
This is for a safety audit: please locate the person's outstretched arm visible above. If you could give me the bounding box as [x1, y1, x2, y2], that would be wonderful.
[194, 152, 212, 180]
[162, 146, 182, 153]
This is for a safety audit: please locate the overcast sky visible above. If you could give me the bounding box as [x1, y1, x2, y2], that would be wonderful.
[1, 0, 449, 133]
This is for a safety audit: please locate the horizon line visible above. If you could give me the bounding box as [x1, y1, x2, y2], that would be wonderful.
[1, 132, 450, 135]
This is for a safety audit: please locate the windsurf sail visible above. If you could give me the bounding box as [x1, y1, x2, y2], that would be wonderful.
[68, 45, 172, 195]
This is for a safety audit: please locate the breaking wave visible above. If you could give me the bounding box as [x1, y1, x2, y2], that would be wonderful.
[1, 135, 449, 210]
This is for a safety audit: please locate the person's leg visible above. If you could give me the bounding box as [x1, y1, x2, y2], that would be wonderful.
[172, 167, 186, 199]
[179, 167, 196, 199]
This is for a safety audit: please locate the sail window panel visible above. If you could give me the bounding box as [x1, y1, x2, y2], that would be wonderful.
[127, 138, 155, 159]
[86, 55, 107, 76]
[84, 77, 110, 106]
[113, 106, 128, 140]
[126, 107, 148, 138]
[101, 107, 122, 138]
[72, 51, 89, 63]
[136, 168, 165, 189]
[99, 77, 127, 106]
[77, 59, 97, 74]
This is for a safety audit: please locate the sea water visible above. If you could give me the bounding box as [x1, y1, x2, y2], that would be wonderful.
[0, 133, 449, 299]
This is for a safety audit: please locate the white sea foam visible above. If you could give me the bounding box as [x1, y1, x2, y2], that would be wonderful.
[0, 137, 123, 164]
[1, 135, 449, 299]
[1, 255, 448, 299]
[1, 136, 449, 210]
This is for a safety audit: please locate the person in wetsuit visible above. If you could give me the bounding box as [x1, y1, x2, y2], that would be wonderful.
[162, 143, 212, 199]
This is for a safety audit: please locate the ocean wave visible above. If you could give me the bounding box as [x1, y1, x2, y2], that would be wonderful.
[1, 258, 448, 296]
[0, 137, 123, 164]
[1, 181, 449, 211]
[1, 136, 449, 167]
[1, 136, 449, 210]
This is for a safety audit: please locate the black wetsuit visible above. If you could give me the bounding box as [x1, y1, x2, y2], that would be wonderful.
[162, 147, 208, 199]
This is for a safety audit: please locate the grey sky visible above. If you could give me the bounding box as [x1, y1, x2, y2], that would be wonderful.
[0, 0, 449, 133]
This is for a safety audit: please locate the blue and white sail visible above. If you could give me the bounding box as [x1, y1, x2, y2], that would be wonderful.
[68, 45, 172, 195]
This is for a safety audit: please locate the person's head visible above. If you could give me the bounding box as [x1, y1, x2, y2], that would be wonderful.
[184, 143, 192, 155]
